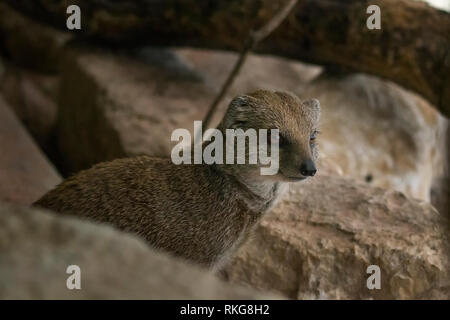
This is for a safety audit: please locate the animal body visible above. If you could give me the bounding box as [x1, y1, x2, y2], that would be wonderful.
[35, 90, 321, 268]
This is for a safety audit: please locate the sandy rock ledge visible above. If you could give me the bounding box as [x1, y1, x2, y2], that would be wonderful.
[225, 173, 450, 299]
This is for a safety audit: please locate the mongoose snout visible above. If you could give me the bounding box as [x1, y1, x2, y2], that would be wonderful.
[35, 89, 321, 269]
[299, 158, 317, 177]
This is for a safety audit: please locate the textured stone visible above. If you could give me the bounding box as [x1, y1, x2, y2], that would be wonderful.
[224, 173, 450, 299]
[0, 202, 278, 299]
[0, 96, 61, 205]
[302, 73, 447, 203]
[57, 48, 213, 173]
[176, 48, 322, 104]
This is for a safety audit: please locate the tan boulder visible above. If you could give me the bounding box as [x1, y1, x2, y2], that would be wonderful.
[176, 48, 322, 112]
[178, 50, 448, 206]
[55, 47, 322, 173]
[0, 96, 61, 205]
[57, 49, 213, 173]
[302, 74, 448, 204]
[0, 202, 278, 299]
[0, 66, 59, 150]
[431, 176, 449, 218]
[224, 173, 450, 299]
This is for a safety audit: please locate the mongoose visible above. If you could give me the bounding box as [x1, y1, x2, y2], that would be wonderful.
[35, 90, 320, 269]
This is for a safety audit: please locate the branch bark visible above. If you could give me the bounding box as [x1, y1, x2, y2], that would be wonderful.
[5, 0, 450, 117]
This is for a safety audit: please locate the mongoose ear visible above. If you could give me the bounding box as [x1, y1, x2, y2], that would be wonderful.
[302, 98, 321, 120]
[229, 95, 253, 112]
[224, 95, 255, 129]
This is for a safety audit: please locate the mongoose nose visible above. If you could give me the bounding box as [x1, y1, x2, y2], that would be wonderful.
[300, 159, 317, 177]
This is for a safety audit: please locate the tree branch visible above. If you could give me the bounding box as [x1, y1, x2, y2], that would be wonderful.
[202, 0, 298, 133]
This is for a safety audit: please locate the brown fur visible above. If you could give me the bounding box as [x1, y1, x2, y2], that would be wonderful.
[35, 90, 320, 268]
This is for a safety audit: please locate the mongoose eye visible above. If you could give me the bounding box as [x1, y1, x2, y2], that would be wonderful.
[310, 130, 319, 143]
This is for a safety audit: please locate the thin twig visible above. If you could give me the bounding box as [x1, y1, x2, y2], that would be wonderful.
[199, 0, 299, 137]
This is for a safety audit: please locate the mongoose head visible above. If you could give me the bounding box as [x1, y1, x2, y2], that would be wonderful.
[218, 89, 320, 182]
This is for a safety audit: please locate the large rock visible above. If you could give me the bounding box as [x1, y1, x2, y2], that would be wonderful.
[0, 96, 61, 205]
[5, 0, 450, 119]
[0, 66, 59, 151]
[0, 202, 278, 299]
[176, 48, 322, 103]
[57, 48, 213, 173]
[415, 286, 450, 299]
[224, 173, 450, 299]
[301, 73, 448, 203]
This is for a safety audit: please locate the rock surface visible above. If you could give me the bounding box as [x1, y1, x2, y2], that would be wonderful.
[0, 202, 278, 299]
[0, 96, 61, 205]
[301, 73, 448, 203]
[431, 176, 450, 218]
[224, 173, 450, 299]
[5, 0, 450, 118]
[57, 48, 213, 173]
[0, 66, 59, 150]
